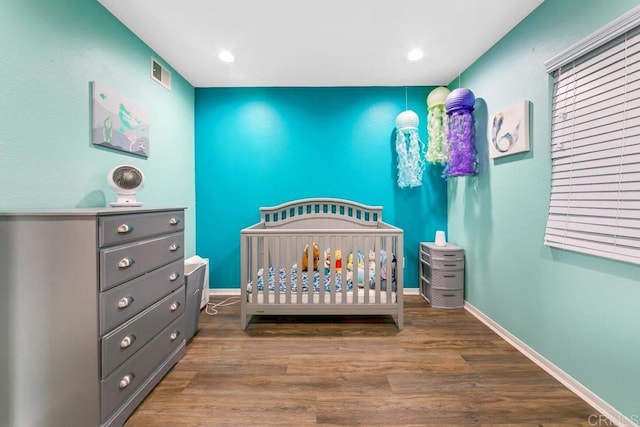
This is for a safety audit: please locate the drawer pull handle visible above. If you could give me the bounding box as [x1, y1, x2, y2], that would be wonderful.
[444, 264, 457, 267]
[117, 296, 134, 309]
[117, 224, 134, 234]
[120, 335, 136, 349]
[170, 331, 180, 341]
[118, 258, 135, 268]
[169, 243, 180, 252]
[443, 294, 456, 297]
[443, 274, 456, 278]
[169, 302, 180, 312]
[169, 272, 180, 281]
[443, 253, 456, 257]
[169, 217, 180, 226]
[119, 374, 134, 389]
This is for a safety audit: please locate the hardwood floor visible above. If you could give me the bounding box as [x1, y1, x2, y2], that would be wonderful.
[125, 296, 605, 426]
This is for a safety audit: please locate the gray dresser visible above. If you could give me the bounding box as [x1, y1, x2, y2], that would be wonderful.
[419, 242, 465, 309]
[0, 207, 187, 427]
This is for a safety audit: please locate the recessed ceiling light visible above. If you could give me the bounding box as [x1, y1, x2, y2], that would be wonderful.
[218, 50, 235, 63]
[407, 48, 424, 62]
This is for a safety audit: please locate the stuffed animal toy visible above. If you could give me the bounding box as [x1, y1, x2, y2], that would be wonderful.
[323, 248, 344, 274]
[346, 250, 364, 271]
[324, 247, 332, 274]
[302, 243, 319, 272]
[334, 249, 342, 270]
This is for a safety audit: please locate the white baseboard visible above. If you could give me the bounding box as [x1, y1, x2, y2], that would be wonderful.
[464, 301, 637, 427]
[208, 287, 421, 296]
[208, 288, 240, 296]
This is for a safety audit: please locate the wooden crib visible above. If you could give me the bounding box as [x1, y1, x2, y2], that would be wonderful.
[240, 198, 404, 329]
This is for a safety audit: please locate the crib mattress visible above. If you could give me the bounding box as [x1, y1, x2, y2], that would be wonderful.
[248, 288, 395, 305]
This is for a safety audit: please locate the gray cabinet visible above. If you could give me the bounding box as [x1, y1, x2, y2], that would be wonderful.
[0, 207, 187, 427]
[419, 242, 465, 309]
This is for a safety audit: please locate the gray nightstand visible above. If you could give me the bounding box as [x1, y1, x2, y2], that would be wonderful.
[419, 242, 465, 309]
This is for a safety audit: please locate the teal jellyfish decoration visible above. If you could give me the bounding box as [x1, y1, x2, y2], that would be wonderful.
[395, 110, 425, 188]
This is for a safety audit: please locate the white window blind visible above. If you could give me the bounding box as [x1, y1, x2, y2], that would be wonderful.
[544, 5, 640, 265]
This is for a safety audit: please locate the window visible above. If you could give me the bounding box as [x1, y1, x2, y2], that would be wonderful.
[543, 5, 640, 265]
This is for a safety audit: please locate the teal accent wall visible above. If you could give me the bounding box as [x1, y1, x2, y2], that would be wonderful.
[449, 0, 640, 421]
[0, 0, 196, 255]
[195, 87, 447, 289]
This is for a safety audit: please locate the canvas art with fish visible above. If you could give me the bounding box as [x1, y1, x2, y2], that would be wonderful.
[91, 82, 150, 157]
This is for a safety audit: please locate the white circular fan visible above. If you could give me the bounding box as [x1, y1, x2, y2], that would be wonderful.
[107, 165, 145, 207]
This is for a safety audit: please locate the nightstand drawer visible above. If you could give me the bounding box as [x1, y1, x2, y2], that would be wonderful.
[100, 259, 184, 334]
[432, 271, 464, 290]
[430, 288, 464, 309]
[101, 286, 185, 378]
[99, 211, 184, 247]
[100, 232, 184, 291]
[431, 258, 464, 270]
[430, 249, 464, 261]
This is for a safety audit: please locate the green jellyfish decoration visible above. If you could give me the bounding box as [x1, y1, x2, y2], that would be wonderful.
[443, 88, 478, 177]
[395, 110, 425, 188]
[425, 86, 450, 165]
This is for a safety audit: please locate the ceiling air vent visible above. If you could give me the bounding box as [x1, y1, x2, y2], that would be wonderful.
[151, 58, 171, 90]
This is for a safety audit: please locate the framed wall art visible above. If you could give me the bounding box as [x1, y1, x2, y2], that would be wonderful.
[489, 100, 530, 159]
[91, 82, 150, 157]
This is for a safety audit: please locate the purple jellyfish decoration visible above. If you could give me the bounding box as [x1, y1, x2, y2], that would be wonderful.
[443, 88, 478, 178]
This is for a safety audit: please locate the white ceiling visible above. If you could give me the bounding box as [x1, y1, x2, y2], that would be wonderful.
[98, 0, 543, 88]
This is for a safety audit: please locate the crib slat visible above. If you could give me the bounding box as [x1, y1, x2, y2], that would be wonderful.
[329, 235, 336, 305]
[285, 235, 292, 305]
[306, 235, 314, 305]
[372, 237, 378, 304]
[261, 234, 273, 304]
[363, 236, 370, 305]
[251, 236, 258, 305]
[318, 235, 325, 305]
[274, 236, 281, 304]
[339, 234, 347, 305]
[353, 234, 360, 305]
[296, 236, 302, 304]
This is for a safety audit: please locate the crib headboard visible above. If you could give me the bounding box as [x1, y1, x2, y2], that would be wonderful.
[258, 198, 383, 229]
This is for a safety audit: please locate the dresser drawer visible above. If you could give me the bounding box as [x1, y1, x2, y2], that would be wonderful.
[100, 232, 184, 291]
[99, 259, 184, 334]
[99, 211, 184, 247]
[431, 270, 464, 290]
[100, 314, 185, 422]
[101, 286, 185, 378]
[431, 258, 465, 270]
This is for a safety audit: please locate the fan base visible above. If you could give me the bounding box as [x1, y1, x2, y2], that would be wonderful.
[110, 201, 144, 207]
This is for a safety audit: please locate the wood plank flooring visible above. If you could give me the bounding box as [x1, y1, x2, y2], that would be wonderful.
[124, 296, 605, 426]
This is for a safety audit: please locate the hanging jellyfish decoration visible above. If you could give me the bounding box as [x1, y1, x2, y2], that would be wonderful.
[394, 110, 425, 188]
[425, 86, 451, 165]
[443, 88, 479, 177]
